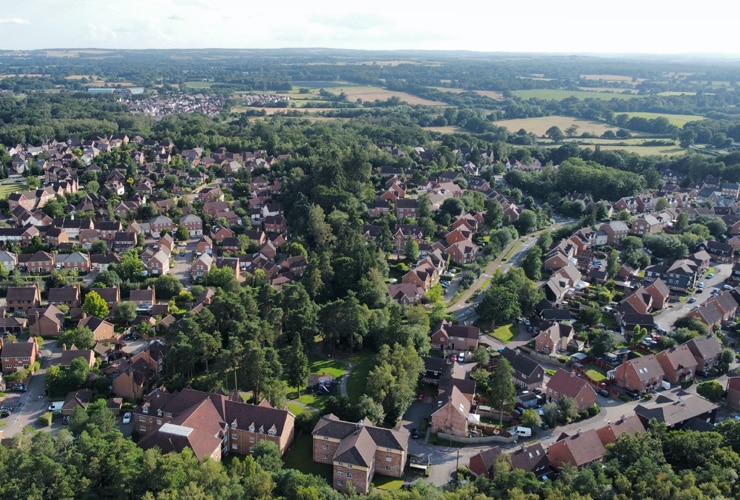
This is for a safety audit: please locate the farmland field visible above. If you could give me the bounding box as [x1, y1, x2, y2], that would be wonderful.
[423, 125, 466, 134]
[514, 89, 639, 101]
[494, 115, 617, 136]
[331, 85, 444, 105]
[473, 90, 505, 100]
[618, 111, 703, 127]
[581, 74, 645, 83]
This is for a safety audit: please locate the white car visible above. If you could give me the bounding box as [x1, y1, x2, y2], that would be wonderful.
[122, 412, 132, 424]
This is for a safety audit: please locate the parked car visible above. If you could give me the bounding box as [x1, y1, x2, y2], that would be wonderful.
[122, 412, 132, 424]
[62, 415, 70, 425]
[597, 388, 610, 397]
[411, 428, 421, 439]
[707, 273, 714, 279]
[626, 389, 641, 399]
[688, 297, 696, 303]
[723, 284, 734, 290]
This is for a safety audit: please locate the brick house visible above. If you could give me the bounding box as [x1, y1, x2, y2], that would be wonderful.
[655, 345, 698, 385]
[1, 338, 39, 374]
[191, 254, 213, 281]
[90, 287, 121, 307]
[535, 322, 574, 355]
[546, 369, 597, 413]
[500, 347, 545, 390]
[196, 235, 214, 255]
[312, 414, 408, 494]
[56, 251, 91, 273]
[28, 305, 66, 336]
[685, 334, 723, 375]
[26, 251, 54, 274]
[395, 198, 419, 219]
[135, 387, 295, 461]
[6, 285, 41, 310]
[58, 346, 96, 369]
[112, 354, 158, 402]
[430, 385, 472, 438]
[181, 214, 203, 237]
[599, 221, 630, 245]
[547, 429, 605, 470]
[446, 240, 479, 265]
[614, 354, 665, 393]
[430, 320, 480, 352]
[726, 376, 740, 411]
[48, 286, 82, 308]
[129, 288, 155, 307]
[78, 316, 115, 341]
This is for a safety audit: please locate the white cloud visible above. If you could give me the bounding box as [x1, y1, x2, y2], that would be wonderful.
[0, 18, 30, 24]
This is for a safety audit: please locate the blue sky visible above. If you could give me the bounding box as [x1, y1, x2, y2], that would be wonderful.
[0, 0, 737, 54]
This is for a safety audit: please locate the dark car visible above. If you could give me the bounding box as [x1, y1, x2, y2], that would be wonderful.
[626, 389, 640, 399]
[411, 428, 421, 439]
[597, 388, 610, 397]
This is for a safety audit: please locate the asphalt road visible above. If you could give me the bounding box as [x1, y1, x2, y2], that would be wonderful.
[653, 263, 733, 331]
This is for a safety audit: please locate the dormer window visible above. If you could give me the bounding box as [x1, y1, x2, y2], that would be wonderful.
[268, 428, 276, 436]
[249, 424, 255, 433]
[231, 421, 237, 429]
[157, 409, 163, 417]
[143, 406, 149, 414]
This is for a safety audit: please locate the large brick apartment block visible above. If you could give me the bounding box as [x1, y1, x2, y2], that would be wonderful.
[312, 414, 409, 494]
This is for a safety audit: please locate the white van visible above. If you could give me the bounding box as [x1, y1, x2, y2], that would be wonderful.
[510, 426, 532, 437]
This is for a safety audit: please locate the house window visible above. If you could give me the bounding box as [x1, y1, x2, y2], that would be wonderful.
[385, 465, 391, 471]
[249, 447, 254, 453]
[232, 434, 238, 440]
[139, 416, 145, 422]
[322, 444, 329, 450]
[347, 473, 353, 479]
[337, 481, 344, 487]
[232, 444, 238, 450]
[139, 426, 146, 433]
[347, 464, 352, 469]
[337, 471, 344, 477]
[323, 454, 328, 460]
[249, 438, 255, 444]
[385, 456, 392, 462]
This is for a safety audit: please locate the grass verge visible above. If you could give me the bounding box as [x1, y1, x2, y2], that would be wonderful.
[492, 323, 518, 343]
[346, 351, 375, 404]
[283, 434, 333, 481]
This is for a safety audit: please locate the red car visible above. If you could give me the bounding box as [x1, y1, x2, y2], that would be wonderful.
[450, 354, 457, 362]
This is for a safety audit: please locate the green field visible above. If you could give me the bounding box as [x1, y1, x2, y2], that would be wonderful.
[283, 434, 333, 481]
[619, 112, 703, 127]
[0, 181, 27, 199]
[346, 351, 375, 404]
[492, 323, 518, 343]
[514, 89, 639, 101]
[308, 357, 348, 379]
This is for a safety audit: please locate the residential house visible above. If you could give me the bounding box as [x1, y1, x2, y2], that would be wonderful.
[546, 369, 597, 413]
[150, 215, 174, 237]
[90, 253, 121, 272]
[191, 254, 214, 281]
[1, 338, 39, 374]
[387, 283, 425, 305]
[644, 278, 670, 310]
[181, 214, 203, 237]
[112, 354, 158, 402]
[599, 221, 630, 245]
[630, 214, 664, 236]
[655, 345, 698, 385]
[535, 322, 574, 355]
[685, 334, 723, 375]
[90, 287, 121, 307]
[430, 385, 473, 438]
[312, 414, 408, 494]
[129, 288, 155, 307]
[47, 286, 81, 308]
[78, 316, 115, 341]
[196, 235, 214, 255]
[614, 354, 665, 393]
[644, 258, 700, 292]
[633, 389, 718, 429]
[136, 387, 295, 461]
[595, 414, 646, 446]
[0, 250, 17, 271]
[0, 317, 27, 335]
[61, 389, 94, 417]
[430, 321, 480, 352]
[726, 377, 740, 411]
[500, 348, 545, 390]
[446, 240, 479, 265]
[58, 346, 96, 369]
[395, 198, 419, 219]
[25, 251, 54, 274]
[56, 251, 90, 273]
[146, 250, 170, 276]
[547, 429, 605, 470]
[6, 285, 41, 310]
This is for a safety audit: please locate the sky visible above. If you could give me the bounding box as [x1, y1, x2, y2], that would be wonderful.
[0, 0, 737, 55]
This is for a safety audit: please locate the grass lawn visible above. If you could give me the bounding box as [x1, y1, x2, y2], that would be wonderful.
[295, 393, 328, 412]
[308, 356, 347, 379]
[492, 323, 518, 343]
[284, 434, 333, 482]
[286, 402, 310, 416]
[583, 364, 607, 382]
[346, 351, 375, 404]
[0, 181, 26, 199]
[373, 475, 405, 490]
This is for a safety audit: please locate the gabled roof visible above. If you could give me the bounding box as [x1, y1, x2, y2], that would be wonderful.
[548, 429, 605, 469]
[685, 334, 723, 362]
[500, 347, 543, 378]
[634, 389, 718, 427]
[547, 369, 594, 399]
[595, 415, 645, 445]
